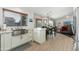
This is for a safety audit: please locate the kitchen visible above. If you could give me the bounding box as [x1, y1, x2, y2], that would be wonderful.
[0, 8, 33, 51]
[0, 7, 76, 51]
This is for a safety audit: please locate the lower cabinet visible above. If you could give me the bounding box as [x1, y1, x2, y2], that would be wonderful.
[11, 35, 21, 49]
[1, 30, 33, 51]
[21, 34, 32, 45]
[1, 34, 5, 51]
[1, 33, 12, 51]
[21, 34, 28, 45]
[28, 30, 33, 40]
[33, 28, 46, 44]
[4, 33, 12, 51]
[12, 32, 32, 49]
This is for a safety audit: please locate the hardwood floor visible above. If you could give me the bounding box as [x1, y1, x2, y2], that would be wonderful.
[24, 33, 74, 51]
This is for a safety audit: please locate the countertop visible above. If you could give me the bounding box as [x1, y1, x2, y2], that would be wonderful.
[34, 28, 46, 31]
[0, 28, 33, 34]
[0, 30, 12, 34]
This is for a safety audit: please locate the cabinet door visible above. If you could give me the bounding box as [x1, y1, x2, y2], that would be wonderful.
[21, 31, 32, 45]
[34, 30, 40, 42]
[12, 36, 21, 48]
[40, 30, 46, 43]
[21, 34, 29, 44]
[34, 30, 46, 44]
[28, 30, 33, 41]
[21, 34, 27, 44]
[4, 33, 12, 50]
[1, 34, 5, 51]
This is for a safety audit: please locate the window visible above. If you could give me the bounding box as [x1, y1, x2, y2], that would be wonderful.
[3, 9, 28, 26]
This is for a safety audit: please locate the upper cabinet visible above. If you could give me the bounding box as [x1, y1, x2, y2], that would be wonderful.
[3, 9, 28, 26]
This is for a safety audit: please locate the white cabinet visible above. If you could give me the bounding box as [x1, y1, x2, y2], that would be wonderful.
[21, 30, 33, 45]
[4, 33, 12, 50]
[34, 28, 46, 44]
[1, 30, 33, 51]
[1, 34, 5, 51]
[28, 30, 33, 41]
[11, 35, 21, 49]
[11, 30, 33, 49]
[1, 33, 12, 51]
[21, 34, 28, 44]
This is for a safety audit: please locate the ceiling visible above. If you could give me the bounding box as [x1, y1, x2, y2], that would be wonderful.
[22, 7, 73, 19]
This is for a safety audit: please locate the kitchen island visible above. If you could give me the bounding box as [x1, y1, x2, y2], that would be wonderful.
[33, 28, 46, 44]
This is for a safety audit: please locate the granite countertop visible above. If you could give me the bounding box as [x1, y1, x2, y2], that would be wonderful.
[0, 28, 32, 34]
[0, 30, 12, 34]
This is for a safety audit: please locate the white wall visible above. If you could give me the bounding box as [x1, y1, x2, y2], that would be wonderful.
[19, 7, 35, 29]
[56, 18, 64, 28]
[27, 12, 35, 29]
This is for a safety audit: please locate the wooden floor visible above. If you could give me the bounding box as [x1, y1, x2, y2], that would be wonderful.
[24, 33, 74, 51]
